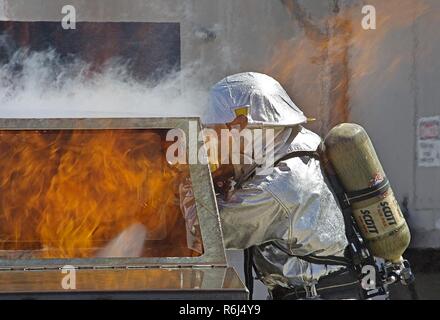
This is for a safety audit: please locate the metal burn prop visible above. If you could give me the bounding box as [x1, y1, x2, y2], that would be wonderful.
[0, 117, 247, 299]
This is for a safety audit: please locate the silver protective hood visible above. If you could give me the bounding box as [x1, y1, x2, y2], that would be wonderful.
[203, 72, 308, 127]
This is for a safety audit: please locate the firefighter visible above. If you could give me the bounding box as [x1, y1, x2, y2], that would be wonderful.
[201, 72, 368, 300]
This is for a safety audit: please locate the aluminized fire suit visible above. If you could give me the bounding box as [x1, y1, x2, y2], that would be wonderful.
[217, 126, 348, 291]
[203, 72, 352, 297]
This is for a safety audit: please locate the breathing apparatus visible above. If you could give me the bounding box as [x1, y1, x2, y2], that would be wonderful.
[324, 123, 416, 298]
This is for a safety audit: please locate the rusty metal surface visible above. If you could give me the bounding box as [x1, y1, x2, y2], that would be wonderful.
[0, 267, 248, 300]
[0, 117, 227, 268]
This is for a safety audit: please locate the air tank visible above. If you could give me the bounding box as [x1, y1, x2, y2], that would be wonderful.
[325, 123, 411, 263]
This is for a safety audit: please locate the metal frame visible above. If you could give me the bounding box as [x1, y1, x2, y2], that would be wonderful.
[0, 117, 227, 269]
[0, 267, 248, 300]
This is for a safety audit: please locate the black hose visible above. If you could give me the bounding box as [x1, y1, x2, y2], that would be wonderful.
[244, 248, 254, 300]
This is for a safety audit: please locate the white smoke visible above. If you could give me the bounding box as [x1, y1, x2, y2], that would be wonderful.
[0, 42, 209, 118]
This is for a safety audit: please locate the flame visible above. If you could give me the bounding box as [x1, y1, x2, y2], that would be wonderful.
[0, 129, 202, 259]
[267, 0, 432, 135]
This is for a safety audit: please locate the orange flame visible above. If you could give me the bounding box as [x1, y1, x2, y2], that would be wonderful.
[0, 129, 202, 259]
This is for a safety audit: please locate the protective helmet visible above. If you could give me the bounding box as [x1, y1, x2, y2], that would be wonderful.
[202, 72, 307, 127]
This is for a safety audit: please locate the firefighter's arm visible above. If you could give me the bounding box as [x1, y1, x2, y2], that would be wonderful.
[217, 186, 290, 250]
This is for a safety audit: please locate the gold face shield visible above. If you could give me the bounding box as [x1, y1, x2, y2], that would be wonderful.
[205, 106, 250, 173]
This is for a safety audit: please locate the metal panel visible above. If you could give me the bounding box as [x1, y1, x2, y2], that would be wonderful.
[0, 117, 227, 268]
[0, 267, 248, 300]
[0, 0, 182, 23]
[413, 2, 440, 210]
[0, 21, 181, 82]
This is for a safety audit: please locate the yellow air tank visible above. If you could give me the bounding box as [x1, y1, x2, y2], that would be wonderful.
[324, 123, 411, 263]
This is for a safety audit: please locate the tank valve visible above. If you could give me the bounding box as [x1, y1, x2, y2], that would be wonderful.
[381, 258, 415, 286]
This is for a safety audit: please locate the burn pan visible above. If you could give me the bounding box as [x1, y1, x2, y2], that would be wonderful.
[0, 117, 247, 300]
